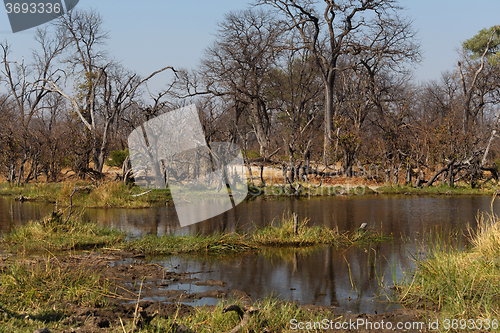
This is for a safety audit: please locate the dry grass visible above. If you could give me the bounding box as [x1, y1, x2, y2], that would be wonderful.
[399, 205, 500, 323]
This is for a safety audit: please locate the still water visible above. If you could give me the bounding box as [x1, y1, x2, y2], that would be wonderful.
[0, 194, 497, 313]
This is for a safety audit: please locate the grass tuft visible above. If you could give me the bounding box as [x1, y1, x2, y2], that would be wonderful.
[2, 210, 125, 253]
[399, 211, 500, 320]
[0, 258, 107, 312]
[2, 211, 389, 256]
[0, 181, 172, 208]
[147, 296, 329, 333]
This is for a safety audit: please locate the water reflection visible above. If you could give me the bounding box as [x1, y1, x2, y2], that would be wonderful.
[0, 194, 496, 313]
[152, 241, 413, 313]
[85, 195, 490, 242]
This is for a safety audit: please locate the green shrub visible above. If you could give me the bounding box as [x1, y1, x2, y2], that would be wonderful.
[245, 150, 261, 159]
[105, 149, 129, 168]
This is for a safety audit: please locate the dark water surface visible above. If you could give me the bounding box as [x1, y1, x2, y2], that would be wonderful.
[0, 194, 496, 313]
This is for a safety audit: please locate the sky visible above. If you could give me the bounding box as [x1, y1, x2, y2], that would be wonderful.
[0, 0, 499, 95]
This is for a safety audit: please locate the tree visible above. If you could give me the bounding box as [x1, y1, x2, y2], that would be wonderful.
[268, 46, 323, 178]
[198, 9, 285, 158]
[256, 0, 418, 167]
[459, 25, 499, 134]
[463, 26, 500, 66]
[36, 9, 175, 175]
[0, 26, 66, 184]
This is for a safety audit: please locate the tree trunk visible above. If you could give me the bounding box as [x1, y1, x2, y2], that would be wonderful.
[405, 164, 412, 185]
[323, 74, 335, 167]
[448, 161, 454, 187]
[392, 166, 399, 185]
[482, 107, 500, 166]
[250, 98, 270, 158]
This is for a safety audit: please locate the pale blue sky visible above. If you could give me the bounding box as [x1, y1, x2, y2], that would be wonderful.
[0, 0, 499, 93]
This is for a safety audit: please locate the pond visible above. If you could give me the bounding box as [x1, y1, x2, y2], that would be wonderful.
[0, 194, 497, 313]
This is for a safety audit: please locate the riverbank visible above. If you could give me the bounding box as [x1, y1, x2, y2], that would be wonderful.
[0, 212, 430, 333]
[1, 179, 496, 211]
[2, 210, 500, 331]
[378, 183, 497, 196]
[0, 252, 430, 332]
[0, 213, 397, 332]
[0, 181, 172, 208]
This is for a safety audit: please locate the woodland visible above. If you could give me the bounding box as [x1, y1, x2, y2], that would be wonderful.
[1, 1, 500, 189]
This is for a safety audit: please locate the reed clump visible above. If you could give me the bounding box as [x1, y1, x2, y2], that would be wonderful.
[2, 211, 124, 253]
[3, 212, 388, 255]
[399, 211, 500, 321]
[0, 258, 107, 313]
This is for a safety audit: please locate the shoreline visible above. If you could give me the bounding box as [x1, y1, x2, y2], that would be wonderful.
[0, 181, 497, 211]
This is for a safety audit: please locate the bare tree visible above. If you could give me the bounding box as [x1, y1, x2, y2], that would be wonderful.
[458, 26, 498, 134]
[256, 0, 419, 167]
[32, 9, 176, 175]
[197, 9, 285, 158]
[0, 26, 66, 184]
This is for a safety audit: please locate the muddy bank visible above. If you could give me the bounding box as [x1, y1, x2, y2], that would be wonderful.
[20, 252, 430, 333]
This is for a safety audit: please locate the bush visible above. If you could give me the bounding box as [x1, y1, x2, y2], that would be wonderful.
[245, 150, 261, 159]
[105, 149, 129, 168]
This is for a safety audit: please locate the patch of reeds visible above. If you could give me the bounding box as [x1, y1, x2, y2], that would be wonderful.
[0, 181, 172, 208]
[2, 211, 389, 256]
[123, 215, 389, 255]
[0, 257, 107, 312]
[144, 297, 330, 333]
[123, 233, 255, 256]
[399, 211, 500, 321]
[2, 210, 125, 253]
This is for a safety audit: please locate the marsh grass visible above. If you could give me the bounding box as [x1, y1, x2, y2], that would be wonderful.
[0, 181, 171, 208]
[0, 258, 107, 312]
[399, 211, 500, 322]
[123, 233, 255, 255]
[379, 183, 495, 195]
[251, 216, 335, 246]
[124, 215, 389, 255]
[2, 211, 125, 253]
[147, 297, 329, 333]
[3, 212, 388, 256]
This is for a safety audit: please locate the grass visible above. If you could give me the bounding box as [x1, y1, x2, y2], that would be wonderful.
[146, 297, 330, 333]
[250, 183, 377, 197]
[0, 181, 172, 208]
[0, 257, 108, 332]
[121, 215, 390, 255]
[123, 233, 256, 255]
[2, 211, 125, 253]
[0, 258, 107, 312]
[0, 292, 333, 332]
[2, 212, 389, 256]
[399, 210, 500, 324]
[379, 183, 496, 195]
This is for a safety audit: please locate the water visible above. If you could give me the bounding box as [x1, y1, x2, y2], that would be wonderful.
[0, 194, 497, 313]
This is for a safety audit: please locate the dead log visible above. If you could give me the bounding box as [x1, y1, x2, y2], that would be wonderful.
[66, 185, 95, 222]
[481, 164, 499, 181]
[425, 159, 455, 187]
